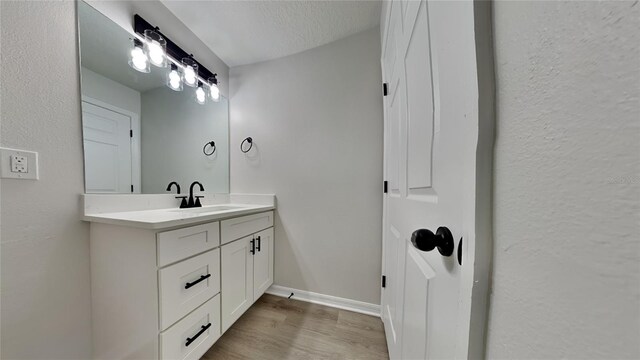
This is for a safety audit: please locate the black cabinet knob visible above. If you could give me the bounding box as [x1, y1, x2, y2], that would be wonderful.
[411, 227, 454, 257]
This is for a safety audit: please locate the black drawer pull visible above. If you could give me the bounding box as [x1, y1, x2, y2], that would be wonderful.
[185, 322, 211, 347]
[256, 236, 261, 252]
[250, 239, 255, 255]
[185, 274, 211, 289]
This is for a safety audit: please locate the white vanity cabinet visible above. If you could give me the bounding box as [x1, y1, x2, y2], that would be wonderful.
[220, 212, 274, 332]
[88, 210, 274, 360]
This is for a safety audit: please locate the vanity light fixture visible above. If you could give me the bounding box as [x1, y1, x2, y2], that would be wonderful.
[167, 63, 183, 91]
[144, 29, 167, 67]
[134, 14, 221, 104]
[208, 75, 220, 102]
[128, 38, 150, 73]
[195, 81, 206, 104]
[182, 58, 198, 87]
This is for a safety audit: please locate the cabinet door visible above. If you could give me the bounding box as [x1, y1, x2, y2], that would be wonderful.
[221, 235, 254, 333]
[253, 227, 274, 302]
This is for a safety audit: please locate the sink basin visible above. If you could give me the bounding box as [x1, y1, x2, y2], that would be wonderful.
[169, 205, 248, 214]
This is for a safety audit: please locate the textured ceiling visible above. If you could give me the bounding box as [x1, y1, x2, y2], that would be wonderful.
[161, 0, 382, 67]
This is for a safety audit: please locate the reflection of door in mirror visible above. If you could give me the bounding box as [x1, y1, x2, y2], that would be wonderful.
[82, 100, 133, 193]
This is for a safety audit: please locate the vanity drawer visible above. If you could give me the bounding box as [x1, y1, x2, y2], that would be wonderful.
[157, 222, 220, 267]
[221, 211, 273, 244]
[159, 249, 220, 330]
[160, 294, 221, 360]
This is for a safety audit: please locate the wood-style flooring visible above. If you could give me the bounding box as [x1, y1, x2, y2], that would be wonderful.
[202, 294, 389, 360]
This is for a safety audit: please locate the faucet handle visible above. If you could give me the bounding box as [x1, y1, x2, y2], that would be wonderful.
[195, 196, 204, 208]
[175, 196, 188, 209]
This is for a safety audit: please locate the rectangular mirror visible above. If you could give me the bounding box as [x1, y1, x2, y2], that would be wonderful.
[77, 1, 229, 194]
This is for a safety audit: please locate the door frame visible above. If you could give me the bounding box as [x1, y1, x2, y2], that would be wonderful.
[81, 95, 141, 193]
[378, 1, 495, 358]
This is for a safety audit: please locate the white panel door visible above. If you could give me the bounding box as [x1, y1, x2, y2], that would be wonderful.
[82, 101, 132, 193]
[253, 227, 274, 302]
[221, 235, 254, 333]
[380, 0, 493, 359]
[381, 3, 406, 358]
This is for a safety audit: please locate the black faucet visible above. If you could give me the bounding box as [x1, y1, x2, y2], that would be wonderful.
[188, 181, 205, 208]
[167, 181, 188, 208]
[166, 181, 181, 194]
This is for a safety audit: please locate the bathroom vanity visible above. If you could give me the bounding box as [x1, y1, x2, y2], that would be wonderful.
[83, 199, 275, 360]
[75, 2, 276, 358]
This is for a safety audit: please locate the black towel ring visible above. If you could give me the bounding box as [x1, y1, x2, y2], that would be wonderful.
[241, 137, 253, 153]
[203, 141, 216, 156]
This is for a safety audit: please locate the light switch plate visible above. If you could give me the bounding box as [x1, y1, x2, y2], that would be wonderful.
[1, 147, 38, 180]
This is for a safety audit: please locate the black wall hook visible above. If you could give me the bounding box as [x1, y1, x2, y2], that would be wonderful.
[241, 137, 253, 153]
[203, 141, 216, 156]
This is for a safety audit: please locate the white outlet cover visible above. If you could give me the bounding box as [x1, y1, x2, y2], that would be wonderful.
[1, 147, 38, 180]
[11, 155, 28, 173]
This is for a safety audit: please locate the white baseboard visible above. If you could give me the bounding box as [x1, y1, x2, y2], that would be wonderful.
[266, 284, 381, 317]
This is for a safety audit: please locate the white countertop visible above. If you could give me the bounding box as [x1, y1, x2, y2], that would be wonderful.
[83, 204, 275, 230]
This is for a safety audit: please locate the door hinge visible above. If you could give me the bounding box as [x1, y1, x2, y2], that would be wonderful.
[382, 82, 388, 96]
[382, 275, 386, 288]
[383, 181, 388, 194]
[131, 184, 134, 193]
[130, 129, 133, 138]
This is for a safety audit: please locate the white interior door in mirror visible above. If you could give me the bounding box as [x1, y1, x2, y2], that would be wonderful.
[82, 100, 132, 193]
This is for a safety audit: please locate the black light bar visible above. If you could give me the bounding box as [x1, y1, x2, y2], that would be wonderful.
[133, 14, 217, 81]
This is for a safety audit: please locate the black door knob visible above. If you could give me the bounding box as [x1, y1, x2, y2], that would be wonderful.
[411, 227, 454, 257]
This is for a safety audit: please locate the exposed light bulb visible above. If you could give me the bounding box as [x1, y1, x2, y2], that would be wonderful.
[168, 69, 182, 92]
[144, 30, 167, 68]
[182, 58, 198, 87]
[169, 72, 180, 87]
[208, 75, 220, 102]
[129, 44, 149, 72]
[196, 82, 206, 104]
[148, 41, 165, 66]
[210, 83, 220, 102]
[184, 66, 196, 86]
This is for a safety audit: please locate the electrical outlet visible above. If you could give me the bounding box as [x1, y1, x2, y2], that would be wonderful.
[11, 155, 28, 173]
[1, 147, 38, 180]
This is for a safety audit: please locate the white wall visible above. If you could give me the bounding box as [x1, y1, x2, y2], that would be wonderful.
[141, 86, 229, 193]
[80, 67, 141, 115]
[0, 2, 92, 358]
[488, 1, 640, 358]
[229, 28, 383, 305]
